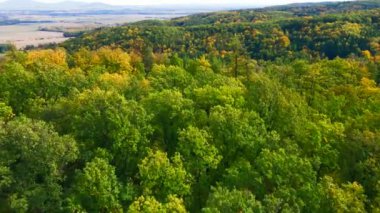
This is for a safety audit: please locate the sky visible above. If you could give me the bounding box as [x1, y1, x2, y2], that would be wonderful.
[0, 0, 352, 6]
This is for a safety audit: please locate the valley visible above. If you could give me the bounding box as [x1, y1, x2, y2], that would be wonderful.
[0, 13, 180, 49]
[0, 0, 246, 49]
[0, 24, 68, 49]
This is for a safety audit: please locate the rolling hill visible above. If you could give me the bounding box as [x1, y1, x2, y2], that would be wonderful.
[0, 1, 379, 212]
[0, 0, 119, 10]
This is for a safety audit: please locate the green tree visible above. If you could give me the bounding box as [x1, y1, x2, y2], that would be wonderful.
[203, 187, 263, 213]
[138, 149, 191, 200]
[178, 126, 221, 174]
[0, 102, 13, 121]
[227, 35, 247, 78]
[190, 81, 246, 115]
[46, 88, 152, 176]
[0, 117, 78, 212]
[178, 126, 221, 210]
[143, 90, 194, 154]
[209, 105, 267, 164]
[0, 62, 35, 114]
[69, 157, 122, 212]
[253, 149, 318, 211]
[148, 65, 194, 92]
[143, 45, 154, 75]
[128, 195, 187, 213]
[319, 176, 367, 213]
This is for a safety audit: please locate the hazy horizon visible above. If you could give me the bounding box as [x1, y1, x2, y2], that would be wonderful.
[0, 0, 353, 6]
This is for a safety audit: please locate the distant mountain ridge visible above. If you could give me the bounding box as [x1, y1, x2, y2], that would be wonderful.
[0, 0, 261, 12]
[0, 0, 119, 11]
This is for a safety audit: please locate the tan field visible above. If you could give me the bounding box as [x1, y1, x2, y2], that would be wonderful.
[0, 25, 69, 49]
[0, 14, 179, 49]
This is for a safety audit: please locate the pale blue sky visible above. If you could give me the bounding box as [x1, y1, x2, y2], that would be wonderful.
[0, 0, 352, 6]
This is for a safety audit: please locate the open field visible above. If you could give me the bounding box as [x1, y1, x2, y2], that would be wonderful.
[0, 24, 68, 49]
[0, 14, 180, 49]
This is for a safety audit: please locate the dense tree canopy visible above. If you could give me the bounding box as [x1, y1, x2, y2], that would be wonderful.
[0, 1, 380, 212]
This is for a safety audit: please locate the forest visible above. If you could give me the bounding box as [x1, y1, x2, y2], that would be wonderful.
[0, 1, 380, 212]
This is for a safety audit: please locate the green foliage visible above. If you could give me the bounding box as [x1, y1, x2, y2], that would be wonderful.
[319, 176, 367, 213]
[0, 62, 35, 114]
[69, 157, 122, 212]
[254, 149, 318, 210]
[149, 65, 194, 91]
[143, 89, 194, 154]
[178, 126, 221, 172]
[143, 45, 154, 75]
[203, 187, 263, 213]
[0, 1, 379, 211]
[46, 88, 152, 175]
[209, 105, 267, 162]
[128, 195, 187, 213]
[0, 117, 78, 212]
[0, 102, 13, 121]
[63, 3, 380, 60]
[138, 149, 191, 199]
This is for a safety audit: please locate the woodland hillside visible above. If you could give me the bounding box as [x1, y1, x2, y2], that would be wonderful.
[0, 1, 380, 212]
